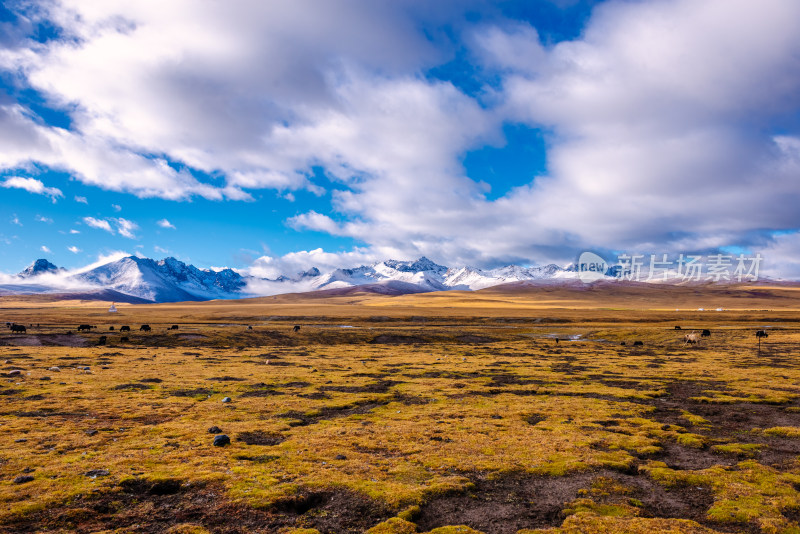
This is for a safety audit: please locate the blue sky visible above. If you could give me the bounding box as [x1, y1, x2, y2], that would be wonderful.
[2, 0, 800, 278]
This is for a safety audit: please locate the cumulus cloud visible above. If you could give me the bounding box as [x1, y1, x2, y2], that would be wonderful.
[115, 218, 138, 239]
[35, 214, 53, 223]
[1, 0, 800, 274]
[83, 216, 114, 233]
[69, 229, 79, 234]
[1, 176, 63, 202]
[246, 247, 383, 280]
[75, 195, 88, 204]
[67, 245, 80, 253]
[0, 1, 460, 201]
[281, 0, 800, 269]
[468, 0, 800, 255]
[157, 218, 175, 229]
[40, 245, 51, 253]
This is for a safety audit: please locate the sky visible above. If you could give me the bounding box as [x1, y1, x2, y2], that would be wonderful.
[2, 0, 800, 279]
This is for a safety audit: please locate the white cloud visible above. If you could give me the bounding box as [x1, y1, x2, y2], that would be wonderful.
[70, 250, 130, 274]
[75, 195, 88, 204]
[82, 216, 114, 233]
[157, 218, 175, 229]
[469, 0, 800, 255]
[69, 229, 80, 234]
[246, 247, 382, 280]
[40, 245, 51, 253]
[67, 245, 81, 253]
[1, 176, 63, 202]
[82, 216, 138, 238]
[115, 217, 138, 239]
[281, 0, 800, 268]
[754, 232, 800, 280]
[10, 214, 21, 226]
[154, 245, 168, 253]
[35, 214, 53, 223]
[1, 0, 800, 274]
[112, 204, 122, 212]
[0, 1, 454, 201]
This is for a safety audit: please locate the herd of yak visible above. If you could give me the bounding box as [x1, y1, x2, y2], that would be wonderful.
[4, 322, 162, 334]
[4, 321, 769, 347]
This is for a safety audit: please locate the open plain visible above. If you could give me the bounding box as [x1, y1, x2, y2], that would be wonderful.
[2, 282, 800, 533]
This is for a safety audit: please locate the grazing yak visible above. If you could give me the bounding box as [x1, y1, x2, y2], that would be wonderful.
[633, 340, 644, 347]
[77, 324, 94, 332]
[10, 324, 26, 333]
[292, 325, 301, 333]
[140, 325, 151, 332]
[109, 326, 115, 331]
[684, 332, 700, 345]
[674, 326, 682, 330]
[169, 325, 179, 330]
[756, 330, 769, 339]
[120, 326, 131, 332]
[701, 329, 711, 337]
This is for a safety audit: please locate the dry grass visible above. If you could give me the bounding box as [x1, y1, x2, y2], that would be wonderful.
[1, 284, 800, 533]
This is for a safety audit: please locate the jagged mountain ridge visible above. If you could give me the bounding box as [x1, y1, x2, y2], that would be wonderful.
[6, 255, 586, 303]
[249, 256, 584, 296]
[18, 259, 64, 278]
[73, 256, 246, 302]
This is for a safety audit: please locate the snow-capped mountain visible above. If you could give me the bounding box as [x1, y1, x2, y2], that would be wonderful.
[18, 259, 64, 278]
[73, 256, 246, 302]
[311, 258, 451, 292]
[443, 264, 569, 290]
[246, 257, 586, 296]
[3, 255, 594, 303]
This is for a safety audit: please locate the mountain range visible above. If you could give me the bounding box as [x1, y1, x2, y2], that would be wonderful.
[0, 255, 588, 303]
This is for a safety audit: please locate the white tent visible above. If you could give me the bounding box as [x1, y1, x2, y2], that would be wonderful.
[108, 303, 118, 313]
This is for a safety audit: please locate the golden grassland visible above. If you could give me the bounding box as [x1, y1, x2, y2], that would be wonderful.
[1, 283, 800, 533]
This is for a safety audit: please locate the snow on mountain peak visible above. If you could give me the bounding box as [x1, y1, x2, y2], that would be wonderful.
[19, 259, 62, 278]
[72, 255, 246, 302]
[382, 256, 447, 273]
[6, 254, 590, 302]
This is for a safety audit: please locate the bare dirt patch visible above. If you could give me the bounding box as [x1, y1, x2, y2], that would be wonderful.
[168, 387, 214, 397]
[236, 430, 286, 446]
[647, 381, 800, 467]
[1, 480, 392, 534]
[415, 469, 719, 534]
[319, 379, 399, 394]
[278, 399, 389, 426]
